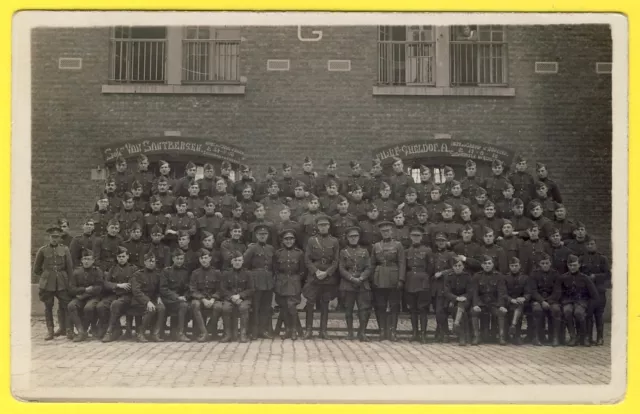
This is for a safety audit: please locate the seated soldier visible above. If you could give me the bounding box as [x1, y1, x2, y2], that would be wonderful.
[159, 249, 191, 342]
[130, 251, 166, 342]
[403, 227, 432, 344]
[580, 238, 611, 346]
[220, 252, 255, 343]
[503, 257, 530, 345]
[529, 253, 562, 346]
[274, 229, 306, 340]
[67, 248, 104, 342]
[470, 255, 508, 346]
[189, 249, 224, 342]
[444, 257, 473, 346]
[100, 247, 137, 342]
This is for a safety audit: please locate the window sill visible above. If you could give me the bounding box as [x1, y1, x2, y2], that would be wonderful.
[101, 84, 246, 95]
[372, 86, 516, 97]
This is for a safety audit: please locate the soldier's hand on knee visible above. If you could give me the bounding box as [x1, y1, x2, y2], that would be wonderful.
[146, 301, 156, 312]
[178, 296, 186, 302]
[473, 306, 481, 313]
[541, 301, 550, 310]
[499, 306, 507, 313]
[510, 298, 518, 305]
[215, 212, 223, 218]
[516, 297, 526, 304]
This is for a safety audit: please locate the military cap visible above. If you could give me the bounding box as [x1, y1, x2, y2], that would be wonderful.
[105, 176, 116, 184]
[186, 161, 196, 170]
[365, 204, 378, 213]
[203, 163, 214, 171]
[492, 159, 504, 168]
[196, 249, 211, 259]
[144, 251, 156, 261]
[535, 162, 546, 170]
[303, 156, 313, 164]
[267, 166, 277, 175]
[538, 253, 551, 261]
[130, 180, 142, 190]
[420, 164, 430, 173]
[350, 184, 363, 193]
[462, 224, 475, 232]
[172, 249, 185, 258]
[527, 222, 540, 230]
[435, 232, 448, 241]
[315, 216, 331, 226]
[282, 163, 292, 170]
[130, 222, 142, 231]
[122, 192, 134, 201]
[157, 176, 169, 184]
[451, 180, 461, 187]
[378, 221, 394, 230]
[345, 226, 361, 236]
[294, 180, 306, 189]
[484, 200, 495, 208]
[159, 160, 170, 168]
[567, 254, 580, 264]
[575, 221, 586, 229]
[474, 187, 487, 196]
[267, 179, 279, 188]
[203, 196, 215, 205]
[81, 248, 94, 258]
[430, 185, 441, 192]
[177, 230, 190, 239]
[337, 195, 348, 203]
[324, 179, 337, 188]
[150, 224, 164, 235]
[349, 160, 360, 169]
[57, 218, 69, 227]
[107, 218, 119, 227]
[502, 219, 513, 226]
[201, 231, 214, 240]
[240, 164, 251, 172]
[83, 217, 95, 225]
[254, 202, 265, 210]
[443, 166, 454, 174]
[555, 203, 566, 210]
[117, 246, 128, 255]
[528, 199, 542, 210]
[509, 256, 521, 265]
[409, 226, 424, 236]
[326, 158, 337, 166]
[371, 158, 381, 167]
[116, 156, 127, 165]
[221, 161, 232, 169]
[175, 196, 188, 206]
[482, 227, 494, 236]
[549, 228, 561, 237]
[481, 254, 494, 263]
[535, 181, 548, 190]
[504, 182, 514, 190]
[149, 195, 161, 204]
[280, 229, 297, 239]
[379, 181, 391, 190]
[511, 198, 524, 207]
[416, 205, 428, 214]
[231, 201, 242, 210]
[137, 154, 149, 162]
[465, 159, 476, 168]
[515, 155, 526, 163]
[393, 210, 404, 218]
[405, 187, 417, 195]
[391, 156, 402, 164]
[188, 179, 199, 187]
[442, 203, 453, 211]
[307, 194, 319, 201]
[230, 250, 244, 260]
[242, 184, 254, 192]
[451, 256, 465, 265]
[254, 224, 270, 234]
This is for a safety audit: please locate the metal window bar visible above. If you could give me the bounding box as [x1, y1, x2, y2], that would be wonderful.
[109, 38, 167, 83]
[182, 39, 241, 83]
[377, 41, 435, 86]
[450, 26, 507, 87]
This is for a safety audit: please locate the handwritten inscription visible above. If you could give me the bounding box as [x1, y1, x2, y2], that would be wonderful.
[102, 138, 247, 164]
[374, 139, 514, 165]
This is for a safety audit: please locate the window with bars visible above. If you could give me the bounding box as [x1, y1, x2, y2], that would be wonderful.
[449, 25, 508, 86]
[408, 167, 446, 184]
[109, 26, 167, 83]
[378, 25, 436, 86]
[182, 26, 241, 83]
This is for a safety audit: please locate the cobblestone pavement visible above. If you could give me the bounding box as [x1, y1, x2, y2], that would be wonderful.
[27, 317, 611, 389]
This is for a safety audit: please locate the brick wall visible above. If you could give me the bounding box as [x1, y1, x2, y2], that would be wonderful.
[31, 25, 612, 257]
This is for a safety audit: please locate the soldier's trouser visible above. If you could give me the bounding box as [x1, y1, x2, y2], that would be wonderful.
[434, 295, 450, 334]
[68, 298, 100, 332]
[276, 294, 302, 334]
[405, 290, 431, 335]
[588, 294, 606, 342]
[252, 290, 274, 337]
[104, 297, 132, 330]
[563, 303, 588, 340]
[343, 290, 372, 334]
[164, 301, 189, 335]
[373, 287, 401, 335]
[191, 299, 223, 337]
[39, 289, 71, 334]
[222, 300, 251, 339]
[471, 305, 507, 340]
[448, 301, 471, 341]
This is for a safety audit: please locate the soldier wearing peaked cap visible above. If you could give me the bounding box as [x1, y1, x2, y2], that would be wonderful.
[33, 224, 74, 340]
[404, 226, 433, 343]
[92, 218, 124, 272]
[273, 229, 306, 340]
[536, 162, 563, 204]
[67, 248, 105, 342]
[460, 159, 486, 200]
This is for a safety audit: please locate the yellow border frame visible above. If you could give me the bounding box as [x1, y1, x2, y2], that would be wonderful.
[3, 0, 633, 412]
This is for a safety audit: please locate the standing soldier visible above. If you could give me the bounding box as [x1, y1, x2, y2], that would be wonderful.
[416, 165, 437, 206]
[212, 178, 237, 218]
[116, 192, 144, 240]
[159, 250, 191, 342]
[484, 159, 511, 203]
[534, 181, 557, 220]
[113, 156, 132, 198]
[503, 257, 530, 345]
[429, 204, 462, 247]
[196, 163, 217, 198]
[426, 186, 447, 224]
[92, 194, 115, 238]
[33, 224, 74, 340]
[256, 166, 277, 201]
[220, 252, 255, 343]
[146, 225, 172, 269]
[444, 257, 474, 346]
[359, 205, 382, 253]
[57, 218, 74, 248]
[302, 216, 340, 340]
[189, 249, 224, 342]
[130, 251, 166, 342]
[165, 197, 197, 248]
[565, 222, 591, 256]
[460, 159, 485, 200]
[220, 223, 248, 270]
[444, 180, 470, 216]
[553, 204, 577, 242]
[67, 249, 104, 342]
[580, 238, 610, 346]
[299, 196, 324, 247]
[339, 226, 373, 342]
[233, 165, 258, 200]
[247, 204, 275, 245]
[510, 198, 533, 239]
[296, 156, 317, 196]
[548, 228, 574, 274]
[529, 253, 562, 346]
[370, 221, 406, 342]
[153, 160, 176, 195]
[69, 218, 96, 267]
[320, 180, 342, 217]
[470, 255, 508, 346]
[509, 155, 536, 207]
[289, 181, 311, 222]
[388, 157, 415, 202]
[244, 224, 276, 339]
[470, 187, 489, 221]
[173, 161, 198, 198]
[557, 254, 599, 347]
[260, 180, 288, 224]
[186, 180, 205, 218]
[144, 195, 171, 241]
[456, 206, 482, 244]
[347, 185, 369, 222]
[519, 223, 552, 274]
[316, 158, 341, 198]
[220, 161, 235, 194]
[373, 182, 399, 223]
[432, 233, 457, 342]
[131, 181, 149, 214]
[440, 166, 456, 198]
[93, 219, 123, 273]
[528, 200, 554, 241]
[197, 197, 224, 248]
[273, 206, 302, 249]
[99, 247, 137, 342]
[238, 186, 259, 224]
[536, 162, 563, 204]
[365, 159, 386, 201]
[278, 163, 296, 199]
[273, 229, 306, 340]
[399, 187, 423, 227]
[476, 200, 505, 237]
[156, 176, 177, 215]
[102, 177, 123, 214]
[331, 195, 359, 249]
[403, 227, 433, 343]
[343, 160, 368, 195]
[497, 220, 523, 264]
[478, 227, 508, 274]
[392, 210, 411, 250]
[495, 183, 516, 219]
[132, 154, 154, 201]
[452, 225, 483, 273]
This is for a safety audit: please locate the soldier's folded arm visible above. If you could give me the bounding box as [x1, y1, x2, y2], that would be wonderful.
[443, 278, 458, 302]
[595, 257, 612, 287]
[103, 267, 118, 291]
[131, 275, 151, 305]
[69, 269, 85, 296]
[159, 270, 180, 302]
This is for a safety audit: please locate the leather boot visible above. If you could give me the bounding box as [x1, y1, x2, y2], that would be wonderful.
[596, 314, 605, 346]
[579, 317, 590, 347]
[456, 312, 467, 346]
[274, 313, 286, 338]
[566, 316, 577, 347]
[389, 309, 399, 342]
[551, 318, 561, 347]
[319, 303, 330, 340]
[377, 310, 387, 341]
[453, 306, 463, 331]
[585, 317, 594, 346]
[531, 314, 542, 346]
[149, 309, 165, 343]
[471, 315, 481, 346]
[261, 308, 274, 340]
[239, 312, 250, 343]
[54, 308, 66, 337]
[209, 308, 221, 341]
[498, 316, 507, 346]
[420, 311, 429, 344]
[409, 313, 419, 342]
[70, 311, 88, 342]
[175, 307, 191, 342]
[250, 308, 260, 340]
[137, 313, 153, 342]
[303, 309, 314, 340]
[193, 310, 208, 342]
[219, 313, 233, 343]
[44, 307, 55, 341]
[290, 310, 301, 341]
[357, 310, 371, 342]
[345, 312, 355, 340]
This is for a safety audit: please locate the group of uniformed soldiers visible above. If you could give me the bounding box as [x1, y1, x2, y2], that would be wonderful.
[33, 153, 611, 346]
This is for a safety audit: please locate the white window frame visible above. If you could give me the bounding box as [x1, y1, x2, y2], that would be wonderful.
[181, 26, 242, 84]
[377, 25, 436, 86]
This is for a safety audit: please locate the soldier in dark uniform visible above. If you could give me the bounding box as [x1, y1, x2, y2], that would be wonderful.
[426, 186, 446, 224]
[256, 166, 277, 201]
[189, 249, 224, 342]
[130, 251, 165, 342]
[476, 200, 505, 238]
[536, 162, 563, 204]
[212, 178, 237, 219]
[359, 204, 382, 253]
[113, 156, 132, 198]
[415, 206, 431, 244]
[470, 255, 508, 345]
[553, 204, 577, 241]
[372, 182, 398, 223]
[456, 205, 482, 244]
[549, 228, 573, 274]
[34, 225, 74, 340]
[197, 197, 224, 249]
[398, 187, 423, 227]
[432, 233, 457, 342]
[495, 183, 515, 219]
[429, 203, 462, 248]
[343, 161, 368, 195]
[371, 221, 406, 342]
[320, 179, 342, 217]
[243, 224, 276, 339]
[519, 223, 552, 274]
[175, 231, 198, 273]
[392, 210, 411, 250]
[159, 249, 191, 342]
[116, 192, 144, 240]
[156, 176, 176, 215]
[316, 158, 341, 198]
[510, 198, 533, 239]
[132, 154, 154, 201]
[497, 219, 523, 264]
[196, 163, 217, 198]
[331, 195, 359, 249]
[67, 249, 104, 342]
[388, 157, 415, 202]
[534, 181, 557, 220]
[147, 225, 172, 269]
[220, 252, 254, 343]
[529, 253, 562, 346]
[69, 218, 96, 267]
[278, 163, 296, 199]
[416, 165, 437, 206]
[444, 181, 470, 217]
[92, 194, 114, 238]
[339, 226, 373, 341]
[528, 200, 553, 241]
[233, 165, 259, 201]
[365, 159, 386, 201]
[219, 202, 249, 245]
[57, 218, 73, 248]
[131, 181, 149, 214]
[103, 176, 123, 214]
[186, 180, 205, 218]
[460, 159, 485, 200]
[143, 195, 170, 242]
[503, 257, 530, 345]
[273, 229, 306, 340]
[440, 166, 456, 198]
[299, 196, 324, 246]
[484, 159, 512, 203]
[173, 161, 198, 198]
[289, 181, 310, 222]
[509, 155, 536, 207]
[581, 238, 610, 346]
[260, 180, 288, 224]
[444, 257, 474, 346]
[153, 160, 176, 195]
[200, 231, 222, 270]
[347, 185, 369, 222]
[452, 225, 482, 273]
[239, 185, 259, 224]
[220, 223, 248, 270]
[247, 204, 275, 245]
[478, 227, 508, 274]
[273, 207, 303, 249]
[93, 219, 123, 272]
[165, 197, 197, 248]
[470, 187, 489, 221]
[297, 156, 317, 196]
[99, 247, 137, 342]
[556, 254, 599, 347]
[403, 227, 433, 343]
[302, 216, 340, 339]
[566, 222, 590, 256]
[220, 161, 235, 194]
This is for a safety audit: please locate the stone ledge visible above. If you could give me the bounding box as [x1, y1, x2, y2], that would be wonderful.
[101, 84, 246, 95]
[373, 86, 516, 97]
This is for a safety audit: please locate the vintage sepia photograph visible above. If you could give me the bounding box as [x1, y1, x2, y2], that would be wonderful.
[11, 11, 627, 404]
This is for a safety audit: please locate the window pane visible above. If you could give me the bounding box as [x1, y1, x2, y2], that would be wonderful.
[185, 26, 198, 39]
[492, 31, 504, 42]
[411, 168, 422, 184]
[390, 26, 407, 41]
[130, 26, 167, 39]
[113, 26, 130, 39]
[215, 28, 240, 40]
[195, 166, 204, 181]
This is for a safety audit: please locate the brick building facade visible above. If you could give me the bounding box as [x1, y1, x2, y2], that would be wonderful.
[31, 24, 612, 256]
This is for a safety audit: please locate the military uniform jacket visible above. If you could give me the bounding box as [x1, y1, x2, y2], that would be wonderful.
[388, 172, 415, 202]
[331, 213, 359, 246]
[113, 171, 133, 198]
[91, 210, 115, 238]
[34, 244, 73, 291]
[240, 199, 259, 223]
[69, 266, 104, 299]
[432, 249, 457, 296]
[342, 174, 368, 195]
[429, 220, 462, 247]
[174, 176, 195, 198]
[580, 252, 611, 293]
[348, 199, 369, 222]
[504, 273, 531, 302]
[220, 269, 254, 300]
[554, 218, 577, 241]
[105, 192, 123, 214]
[197, 214, 224, 243]
[299, 211, 323, 244]
[146, 242, 171, 269]
[133, 170, 154, 200]
[400, 202, 425, 227]
[497, 236, 523, 263]
[393, 226, 411, 249]
[509, 171, 536, 206]
[484, 174, 512, 202]
[404, 244, 433, 293]
[211, 191, 236, 218]
[534, 196, 556, 220]
[220, 175, 235, 194]
[123, 239, 147, 268]
[444, 272, 473, 301]
[538, 177, 563, 204]
[144, 211, 169, 240]
[470, 202, 488, 222]
[132, 267, 163, 305]
[159, 265, 191, 304]
[530, 215, 553, 240]
[152, 175, 177, 195]
[157, 192, 176, 215]
[478, 243, 508, 274]
[358, 220, 382, 249]
[476, 216, 505, 239]
[320, 194, 341, 217]
[233, 178, 258, 201]
[371, 240, 406, 289]
[244, 242, 275, 291]
[511, 215, 534, 237]
[444, 196, 471, 216]
[529, 268, 561, 303]
[460, 176, 485, 199]
[177, 247, 199, 272]
[556, 272, 599, 306]
[550, 243, 573, 274]
[565, 239, 589, 257]
[452, 241, 482, 272]
[116, 209, 144, 239]
[416, 180, 437, 205]
[278, 177, 296, 199]
[288, 196, 310, 222]
[373, 197, 399, 222]
[495, 198, 514, 220]
[305, 234, 340, 285]
[274, 247, 305, 296]
[187, 196, 205, 218]
[104, 263, 138, 297]
[168, 214, 197, 237]
[196, 177, 216, 198]
[519, 238, 552, 274]
[220, 239, 248, 269]
[472, 271, 507, 307]
[338, 245, 372, 292]
[93, 234, 124, 271]
[296, 172, 317, 197]
[219, 218, 248, 243]
[69, 233, 96, 267]
[189, 266, 222, 300]
[260, 195, 288, 224]
[315, 174, 341, 198]
[365, 174, 387, 201]
[273, 220, 303, 249]
[133, 197, 149, 214]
